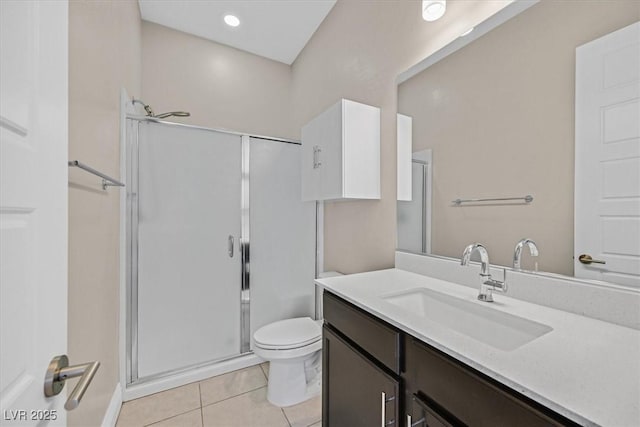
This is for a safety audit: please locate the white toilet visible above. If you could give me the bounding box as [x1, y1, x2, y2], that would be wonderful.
[253, 317, 322, 407]
[253, 272, 342, 407]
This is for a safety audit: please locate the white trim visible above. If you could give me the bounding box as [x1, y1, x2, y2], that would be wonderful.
[423, 150, 433, 254]
[101, 383, 123, 427]
[317, 201, 324, 276]
[315, 201, 324, 320]
[396, 0, 539, 85]
[123, 354, 262, 401]
[119, 89, 135, 395]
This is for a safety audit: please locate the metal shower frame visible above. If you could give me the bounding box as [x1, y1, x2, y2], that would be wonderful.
[124, 115, 312, 385]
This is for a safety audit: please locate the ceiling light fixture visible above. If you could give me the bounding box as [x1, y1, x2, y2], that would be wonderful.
[422, 0, 446, 22]
[460, 27, 474, 37]
[224, 14, 240, 27]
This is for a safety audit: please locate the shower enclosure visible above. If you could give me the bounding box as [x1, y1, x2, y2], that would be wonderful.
[124, 117, 316, 386]
[397, 150, 432, 254]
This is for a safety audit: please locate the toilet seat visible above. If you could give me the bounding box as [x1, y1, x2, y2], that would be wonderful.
[254, 317, 321, 350]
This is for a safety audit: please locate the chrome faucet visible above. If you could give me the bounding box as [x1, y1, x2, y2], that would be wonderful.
[461, 243, 507, 302]
[513, 238, 539, 270]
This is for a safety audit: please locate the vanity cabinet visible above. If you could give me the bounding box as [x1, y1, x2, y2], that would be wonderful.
[323, 291, 579, 427]
[301, 99, 380, 201]
[404, 337, 577, 427]
[323, 326, 399, 427]
[323, 292, 401, 427]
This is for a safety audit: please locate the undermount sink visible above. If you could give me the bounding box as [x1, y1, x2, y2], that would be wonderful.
[381, 288, 552, 351]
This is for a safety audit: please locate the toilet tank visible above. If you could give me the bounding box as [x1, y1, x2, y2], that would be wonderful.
[315, 271, 343, 320]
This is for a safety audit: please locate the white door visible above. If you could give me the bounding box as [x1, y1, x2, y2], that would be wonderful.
[575, 21, 640, 287]
[1, 1, 69, 425]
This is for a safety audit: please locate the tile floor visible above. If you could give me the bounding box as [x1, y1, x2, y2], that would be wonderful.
[116, 363, 321, 427]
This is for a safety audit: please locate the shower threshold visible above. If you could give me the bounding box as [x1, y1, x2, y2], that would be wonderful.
[124, 352, 261, 401]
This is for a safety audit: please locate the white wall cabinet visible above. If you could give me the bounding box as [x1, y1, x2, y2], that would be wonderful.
[301, 99, 380, 201]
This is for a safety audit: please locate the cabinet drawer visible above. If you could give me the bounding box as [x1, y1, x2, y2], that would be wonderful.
[323, 291, 401, 374]
[405, 337, 577, 427]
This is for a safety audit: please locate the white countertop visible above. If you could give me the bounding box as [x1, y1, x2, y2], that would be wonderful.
[316, 268, 640, 427]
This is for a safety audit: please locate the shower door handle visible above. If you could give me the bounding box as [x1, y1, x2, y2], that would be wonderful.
[228, 235, 234, 257]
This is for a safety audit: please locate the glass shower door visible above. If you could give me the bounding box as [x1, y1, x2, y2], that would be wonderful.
[133, 121, 242, 380]
[397, 161, 428, 253]
[249, 137, 316, 343]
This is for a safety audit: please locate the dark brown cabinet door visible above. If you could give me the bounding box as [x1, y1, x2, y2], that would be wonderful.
[323, 325, 399, 427]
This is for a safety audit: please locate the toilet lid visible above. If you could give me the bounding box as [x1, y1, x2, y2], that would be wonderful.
[254, 317, 321, 349]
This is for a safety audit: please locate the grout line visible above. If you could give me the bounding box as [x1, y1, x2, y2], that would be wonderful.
[199, 383, 205, 427]
[143, 407, 201, 427]
[259, 363, 269, 380]
[281, 408, 292, 427]
[201, 385, 268, 409]
[129, 379, 203, 404]
[139, 367, 265, 426]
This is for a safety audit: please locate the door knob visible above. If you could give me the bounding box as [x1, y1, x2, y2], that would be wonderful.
[44, 355, 100, 410]
[578, 254, 606, 265]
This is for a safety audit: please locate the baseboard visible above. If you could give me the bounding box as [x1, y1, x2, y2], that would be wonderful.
[101, 383, 122, 427]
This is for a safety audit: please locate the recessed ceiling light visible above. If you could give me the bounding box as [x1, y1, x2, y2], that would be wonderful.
[422, 0, 446, 22]
[224, 14, 240, 27]
[460, 27, 474, 37]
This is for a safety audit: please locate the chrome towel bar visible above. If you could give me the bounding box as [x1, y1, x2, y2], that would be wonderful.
[68, 160, 125, 190]
[452, 195, 533, 205]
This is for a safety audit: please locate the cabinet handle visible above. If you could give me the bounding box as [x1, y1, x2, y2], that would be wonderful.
[381, 392, 395, 426]
[313, 145, 322, 169]
[228, 235, 234, 257]
[407, 414, 425, 427]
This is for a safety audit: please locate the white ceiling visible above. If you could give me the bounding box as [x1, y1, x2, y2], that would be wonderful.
[138, 0, 337, 65]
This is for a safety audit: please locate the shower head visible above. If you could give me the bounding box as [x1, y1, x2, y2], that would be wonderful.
[153, 111, 191, 119]
[131, 99, 190, 120]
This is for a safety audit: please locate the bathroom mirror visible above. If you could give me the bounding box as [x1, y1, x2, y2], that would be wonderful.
[396, 0, 639, 286]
